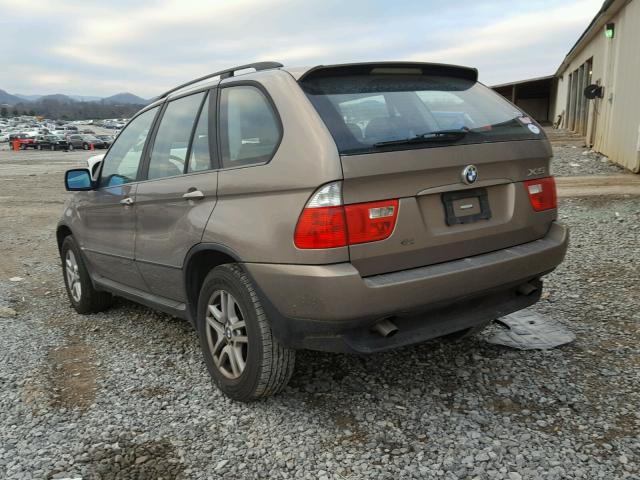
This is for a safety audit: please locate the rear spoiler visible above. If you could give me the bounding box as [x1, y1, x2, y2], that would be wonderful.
[298, 62, 478, 83]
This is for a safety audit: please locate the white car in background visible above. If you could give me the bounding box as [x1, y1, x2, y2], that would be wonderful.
[86, 153, 104, 181]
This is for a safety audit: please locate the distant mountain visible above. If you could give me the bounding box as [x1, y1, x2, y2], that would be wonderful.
[103, 92, 148, 105]
[0, 89, 148, 106]
[39, 94, 75, 103]
[0, 89, 23, 105]
[14, 93, 42, 101]
[17, 93, 105, 102]
[70, 95, 103, 102]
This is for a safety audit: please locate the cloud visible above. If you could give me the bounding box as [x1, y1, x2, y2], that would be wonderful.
[406, 0, 602, 84]
[0, 0, 604, 96]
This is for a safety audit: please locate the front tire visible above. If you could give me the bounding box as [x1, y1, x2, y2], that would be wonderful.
[61, 236, 113, 314]
[197, 264, 295, 401]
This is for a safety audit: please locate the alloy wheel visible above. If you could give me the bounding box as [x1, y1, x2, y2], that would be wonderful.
[205, 290, 248, 379]
[65, 250, 81, 302]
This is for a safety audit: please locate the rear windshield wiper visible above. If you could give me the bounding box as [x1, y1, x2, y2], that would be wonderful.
[372, 129, 468, 148]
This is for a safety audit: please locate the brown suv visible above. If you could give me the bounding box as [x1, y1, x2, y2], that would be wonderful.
[58, 61, 568, 401]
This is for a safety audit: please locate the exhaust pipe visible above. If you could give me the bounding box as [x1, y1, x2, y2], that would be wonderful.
[517, 282, 539, 296]
[372, 318, 399, 338]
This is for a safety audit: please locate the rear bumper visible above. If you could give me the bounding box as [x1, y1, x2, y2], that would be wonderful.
[245, 222, 568, 353]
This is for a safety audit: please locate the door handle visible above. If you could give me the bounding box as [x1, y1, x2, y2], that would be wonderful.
[120, 197, 134, 206]
[183, 190, 204, 200]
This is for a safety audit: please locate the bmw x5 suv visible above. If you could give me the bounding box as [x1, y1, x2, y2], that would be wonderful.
[58, 61, 568, 401]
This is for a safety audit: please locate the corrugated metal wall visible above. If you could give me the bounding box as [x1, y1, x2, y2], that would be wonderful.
[554, 0, 640, 172]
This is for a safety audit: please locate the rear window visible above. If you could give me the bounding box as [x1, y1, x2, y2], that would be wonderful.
[301, 74, 542, 155]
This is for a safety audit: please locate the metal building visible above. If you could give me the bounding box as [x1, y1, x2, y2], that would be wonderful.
[554, 0, 640, 172]
[493, 0, 640, 172]
[493, 75, 557, 125]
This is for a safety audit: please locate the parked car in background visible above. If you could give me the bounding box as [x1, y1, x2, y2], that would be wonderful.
[81, 129, 96, 134]
[66, 134, 107, 150]
[9, 133, 36, 149]
[35, 135, 70, 151]
[86, 153, 105, 180]
[96, 134, 115, 147]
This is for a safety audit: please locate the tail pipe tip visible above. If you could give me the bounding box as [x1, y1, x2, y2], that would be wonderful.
[371, 318, 399, 338]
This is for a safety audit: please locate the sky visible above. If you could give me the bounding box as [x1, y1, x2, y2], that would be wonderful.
[0, 0, 603, 98]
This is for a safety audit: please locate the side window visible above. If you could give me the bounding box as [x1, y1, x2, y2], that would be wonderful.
[99, 107, 158, 188]
[187, 94, 212, 173]
[220, 86, 280, 168]
[147, 92, 205, 180]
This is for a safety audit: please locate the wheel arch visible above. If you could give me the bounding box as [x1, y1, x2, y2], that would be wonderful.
[183, 243, 242, 325]
[56, 224, 73, 255]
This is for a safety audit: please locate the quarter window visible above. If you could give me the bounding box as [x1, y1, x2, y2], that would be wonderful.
[99, 107, 158, 188]
[220, 86, 280, 167]
[148, 92, 206, 180]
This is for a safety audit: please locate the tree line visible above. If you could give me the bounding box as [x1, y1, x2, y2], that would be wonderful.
[0, 98, 145, 120]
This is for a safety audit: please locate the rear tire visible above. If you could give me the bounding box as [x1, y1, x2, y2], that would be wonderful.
[197, 264, 295, 401]
[61, 236, 113, 314]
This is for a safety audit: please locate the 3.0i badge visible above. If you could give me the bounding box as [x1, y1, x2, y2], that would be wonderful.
[461, 165, 478, 185]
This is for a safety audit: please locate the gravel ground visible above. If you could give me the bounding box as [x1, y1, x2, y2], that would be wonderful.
[0, 147, 639, 480]
[551, 145, 627, 177]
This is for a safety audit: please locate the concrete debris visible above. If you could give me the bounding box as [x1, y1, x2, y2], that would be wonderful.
[0, 306, 17, 318]
[487, 309, 575, 350]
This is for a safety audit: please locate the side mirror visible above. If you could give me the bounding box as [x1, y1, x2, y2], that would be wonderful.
[65, 168, 94, 191]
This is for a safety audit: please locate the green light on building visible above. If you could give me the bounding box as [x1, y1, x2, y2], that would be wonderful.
[605, 23, 615, 39]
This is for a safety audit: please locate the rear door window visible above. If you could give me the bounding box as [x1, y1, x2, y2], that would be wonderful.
[301, 74, 540, 155]
[147, 92, 206, 180]
[187, 93, 213, 173]
[219, 86, 281, 168]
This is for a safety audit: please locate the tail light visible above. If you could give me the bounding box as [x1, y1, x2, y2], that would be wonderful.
[294, 182, 347, 249]
[524, 177, 557, 211]
[345, 199, 399, 245]
[294, 182, 399, 249]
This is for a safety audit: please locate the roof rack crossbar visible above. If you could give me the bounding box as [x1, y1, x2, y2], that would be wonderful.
[156, 61, 283, 100]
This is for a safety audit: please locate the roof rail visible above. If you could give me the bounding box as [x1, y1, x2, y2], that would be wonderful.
[156, 61, 283, 100]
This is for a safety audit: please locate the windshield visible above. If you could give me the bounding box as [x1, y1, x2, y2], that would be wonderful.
[301, 74, 542, 155]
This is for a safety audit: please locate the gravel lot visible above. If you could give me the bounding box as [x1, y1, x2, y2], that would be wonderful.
[551, 145, 627, 177]
[0, 146, 638, 480]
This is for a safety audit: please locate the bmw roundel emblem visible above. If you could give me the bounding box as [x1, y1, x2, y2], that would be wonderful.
[462, 165, 478, 185]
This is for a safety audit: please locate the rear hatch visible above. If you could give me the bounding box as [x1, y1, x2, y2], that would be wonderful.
[300, 62, 556, 276]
